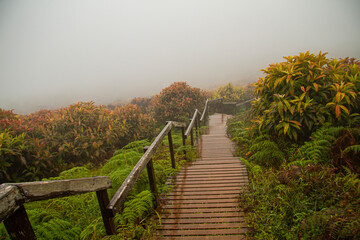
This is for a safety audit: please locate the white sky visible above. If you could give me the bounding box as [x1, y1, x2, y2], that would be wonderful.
[1, 0, 360, 113]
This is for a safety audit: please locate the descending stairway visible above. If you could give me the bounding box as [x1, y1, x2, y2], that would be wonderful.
[157, 113, 248, 240]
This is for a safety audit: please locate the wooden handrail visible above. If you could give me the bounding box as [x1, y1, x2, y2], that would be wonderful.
[9, 176, 112, 203]
[185, 109, 200, 137]
[235, 98, 255, 107]
[107, 121, 186, 215]
[0, 176, 115, 238]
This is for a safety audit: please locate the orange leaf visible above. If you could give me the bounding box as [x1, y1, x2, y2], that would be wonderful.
[335, 105, 341, 118]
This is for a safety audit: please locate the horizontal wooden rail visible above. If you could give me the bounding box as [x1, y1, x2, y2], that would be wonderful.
[0, 176, 114, 239]
[235, 98, 255, 107]
[9, 176, 112, 203]
[107, 121, 186, 215]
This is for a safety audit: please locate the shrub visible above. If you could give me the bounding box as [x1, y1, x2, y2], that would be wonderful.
[152, 82, 207, 123]
[252, 52, 360, 141]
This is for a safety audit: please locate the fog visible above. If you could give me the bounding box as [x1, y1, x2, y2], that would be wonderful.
[1, 0, 360, 114]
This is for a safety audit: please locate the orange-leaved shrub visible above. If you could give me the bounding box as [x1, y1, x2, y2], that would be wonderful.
[252, 52, 360, 141]
[0, 102, 156, 182]
[152, 82, 207, 123]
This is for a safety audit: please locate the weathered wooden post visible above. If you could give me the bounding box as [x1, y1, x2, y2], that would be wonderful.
[143, 146, 159, 207]
[167, 130, 176, 168]
[96, 190, 117, 235]
[189, 118, 194, 146]
[3, 205, 36, 240]
[181, 126, 187, 159]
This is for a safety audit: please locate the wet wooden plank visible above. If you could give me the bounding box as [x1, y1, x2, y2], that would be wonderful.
[161, 235, 247, 240]
[159, 228, 247, 236]
[163, 202, 240, 209]
[162, 208, 240, 214]
[158, 222, 245, 230]
[162, 211, 245, 219]
[165, 194, 240, 201]
[170, 187, 243, 193]
[160, 217, 245, 224]
[165, 198, 239, 205]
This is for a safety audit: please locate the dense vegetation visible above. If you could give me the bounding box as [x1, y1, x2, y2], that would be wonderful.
[0, 135, 193, 239]
[0, 102, 156, 183]
[228, 52, 360, 239]
[1, 82, 204, 239]
[0, 82, 205, 183]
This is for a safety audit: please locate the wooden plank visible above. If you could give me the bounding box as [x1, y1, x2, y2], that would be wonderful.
[170, 183, 245, 189]
[162, 208, 240, 214]
[0, 184, 22, 222]
[163, 202, 240, 209]
[11, 176, 111, 203]
[165, 194, 240, 201]
[173, 173, 248, 179]
[108, 121, 173, 213]
[161, 235, 247, 240]
[169, 180, 248, 186]
[159, 228, 246, 236]
[165, 198, 238, 205]
[170, 187, 243, 193]
[158, 222, 244, 230]
[160, 217, 245, 224]
[162, 211, 245, 219]
[167, 190, 243, 196]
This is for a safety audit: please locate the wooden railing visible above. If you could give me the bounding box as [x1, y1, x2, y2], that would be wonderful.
[0, 97, 224, 239]
[0, 177, 112, 239]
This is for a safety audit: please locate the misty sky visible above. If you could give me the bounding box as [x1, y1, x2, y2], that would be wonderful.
[1, 0, 360, 114]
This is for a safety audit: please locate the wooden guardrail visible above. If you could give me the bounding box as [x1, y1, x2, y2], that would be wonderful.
[0, 177, 113, 239]
[0, 97, 225, 239]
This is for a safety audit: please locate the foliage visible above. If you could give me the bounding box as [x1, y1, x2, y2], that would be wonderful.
[1, 127, 194, 239]
[0, 101, 157, 183]
[130, 97, 153, 113]
[212, 82, 244, 102]
[252, 52, 360, 141]
[248, 135, 284, 168]
[239, 159, 360, 239]
[152, 82, 207, 123]
[227, 105, 360, 239]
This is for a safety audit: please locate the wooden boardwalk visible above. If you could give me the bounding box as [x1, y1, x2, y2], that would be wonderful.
[157, 113, 248, 240]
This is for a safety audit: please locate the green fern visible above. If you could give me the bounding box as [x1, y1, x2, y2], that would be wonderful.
[342, 144, 360, 157]
[35, 218, 81, 240]
[249, 135, 284, 168]
[298, 126, 338, 164]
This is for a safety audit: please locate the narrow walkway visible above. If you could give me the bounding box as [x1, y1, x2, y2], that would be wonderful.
[157, 113, 248, 240]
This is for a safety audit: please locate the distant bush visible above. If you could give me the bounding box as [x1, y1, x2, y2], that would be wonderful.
[152, 82, 207, 123]
[212, 82, 244, 102]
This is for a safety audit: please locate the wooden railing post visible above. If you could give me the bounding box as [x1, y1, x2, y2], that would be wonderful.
[168, 130, 176, 169]
[189, 118, 194, 146]
[181, 126, 187, 159]
[96, 190, 116, 235]
[143, 147, 159, 207]
[3, 205, 36, 240]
